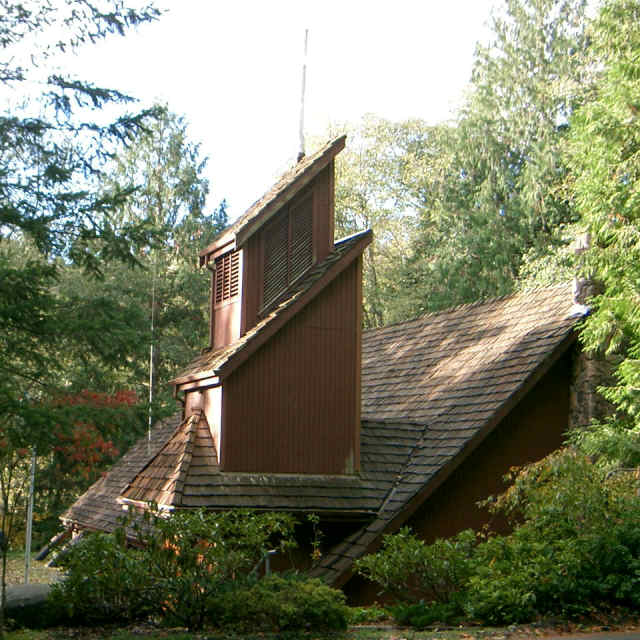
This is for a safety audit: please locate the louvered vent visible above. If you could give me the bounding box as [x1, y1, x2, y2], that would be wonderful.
[290, 195, 313, 283]
[214, 250, 240, 305]
[263, 213, 289, 307]
[262, 193, 314, 310]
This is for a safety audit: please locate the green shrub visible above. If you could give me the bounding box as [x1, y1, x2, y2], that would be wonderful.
[392, 600, 465, 628]
[50, 509, 298, 630]
[355, 527, 477, 605]
[49, 531, 152, 625]
[132, 509, 297, 630]
[346, 604, 390, 624]
[465, 451, 640, 624]
[217, 574, 348, 632]
[355, 450, 640, 627]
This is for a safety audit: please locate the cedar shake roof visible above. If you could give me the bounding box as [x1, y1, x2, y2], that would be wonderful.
[312, 283, 585, 586]
[199, 135, 346, 262]
[172, 229, 372, 386]
[362, 283, 581, 423]
[61, 413, 181, 532]
[119, 410, 409, 515]
[63, 284, 586, 584]
[119, 411, 217, 508]
[65, 416, 418, 529]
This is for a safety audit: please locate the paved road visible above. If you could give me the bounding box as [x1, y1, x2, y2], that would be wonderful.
[5, 583, 50, 610]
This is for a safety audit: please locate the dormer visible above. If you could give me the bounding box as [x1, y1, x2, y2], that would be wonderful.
[199, 136, 342, 350]
[169, 136, 372, 476]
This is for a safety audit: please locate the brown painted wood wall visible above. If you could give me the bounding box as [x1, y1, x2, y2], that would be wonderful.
[212, 297, 241, 348]
[221, 257, 362, 474]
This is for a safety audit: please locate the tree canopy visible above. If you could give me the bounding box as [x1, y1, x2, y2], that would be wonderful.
[564, 0, 640, 468]
[0, 2, 224, 567]
[332, 0, 591, 326]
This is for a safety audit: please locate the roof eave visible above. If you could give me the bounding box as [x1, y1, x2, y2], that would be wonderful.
[170, 372, 220, 391]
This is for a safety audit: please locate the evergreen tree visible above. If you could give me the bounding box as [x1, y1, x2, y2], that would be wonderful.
[565, 0, 640, 468]
[0, 1, 162, 616]
[104, 107, 227, 409]
[398, 0, 590, 317]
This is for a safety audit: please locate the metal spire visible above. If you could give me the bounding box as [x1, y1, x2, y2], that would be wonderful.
[298, 29, 309, 163]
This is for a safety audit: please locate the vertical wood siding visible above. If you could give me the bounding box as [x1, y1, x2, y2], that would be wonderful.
[221, 259, 361, 474]
[312, 164, 332, 263]
[241, 232, 262, 335]
[212, 299, 241, 348]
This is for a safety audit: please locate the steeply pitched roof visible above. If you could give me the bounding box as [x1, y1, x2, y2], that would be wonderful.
[172, 229, 372, 387]
[362, 283, 581, 423]
[63, 284, 585, 583]
[199, 136, 346, 261]
[119, 411, 216, 508]
[312, 283, 585, 586]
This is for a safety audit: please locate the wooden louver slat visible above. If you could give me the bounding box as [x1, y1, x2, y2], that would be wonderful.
[262, 193, 314, 310]
[263, 213, 289, 307]
[215, 250, 240, 305]
[290, 195, 313, 283]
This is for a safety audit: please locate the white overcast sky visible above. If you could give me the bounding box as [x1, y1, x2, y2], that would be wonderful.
[59, 1, 499, 220]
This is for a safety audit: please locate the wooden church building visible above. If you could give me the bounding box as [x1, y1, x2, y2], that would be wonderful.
[63, 136, 595, 601]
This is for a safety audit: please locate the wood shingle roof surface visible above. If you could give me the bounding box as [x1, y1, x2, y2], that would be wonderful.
[312, 283, 584, 586]
[60, 413, 181, 532]
[63, 284, 584, 587]
[65, 416, 416, 526]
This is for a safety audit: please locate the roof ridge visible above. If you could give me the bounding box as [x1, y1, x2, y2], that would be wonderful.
[199, 135, 346, 258]
[118, 412, 200, 509]
[364, 282, 573, 335]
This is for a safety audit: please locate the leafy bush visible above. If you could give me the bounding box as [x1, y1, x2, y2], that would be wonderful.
[346, 604, 391, 624]
[217, 574, 348, 632]
[465, 450, 640, 624]
[355, 527, 477, 605]
[392, 600, 465, 628]
[49, 530, 154, 624]
[356, 450, 640, 627]
[50, 509, 297, 630]
[132, 508, 297, 630]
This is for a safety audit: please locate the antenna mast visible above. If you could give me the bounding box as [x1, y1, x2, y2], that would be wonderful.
[298, 29, 308, 162]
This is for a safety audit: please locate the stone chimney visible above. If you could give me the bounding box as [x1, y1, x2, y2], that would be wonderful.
[568, 232, 615, 430]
